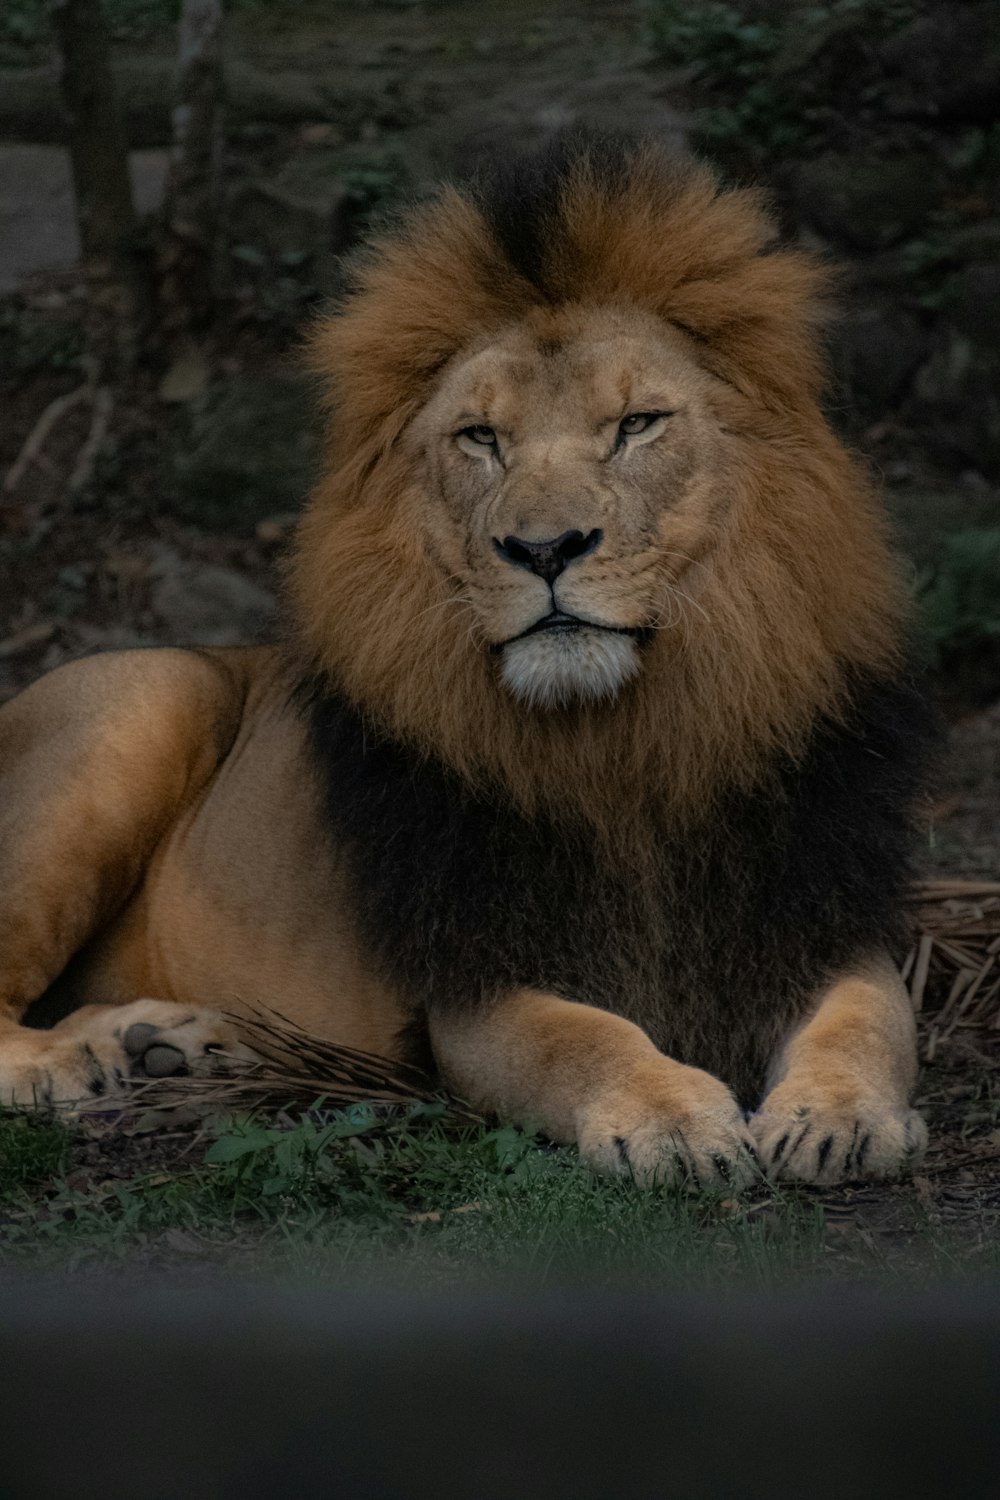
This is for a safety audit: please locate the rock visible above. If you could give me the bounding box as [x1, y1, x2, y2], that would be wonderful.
[907, 328, 1000, 476]
[158, 349, 212, 404]
[0, 58, 335, 148]
[831, 306, 927, 413]
[792, 152, 943, 251]
[226, 178, 353, 268]
[168, 374, 319, 533]
[0, 144, 167, 294]
[150, 555, 276, 647]
[948, 264, 1000, 346]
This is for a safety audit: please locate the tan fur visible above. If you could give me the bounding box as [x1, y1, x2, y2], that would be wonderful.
[0, 144, 923, 1183]
[750, 961, 926, 1183]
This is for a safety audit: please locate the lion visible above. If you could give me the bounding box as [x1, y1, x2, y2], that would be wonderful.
[0, 135, 938, 1186]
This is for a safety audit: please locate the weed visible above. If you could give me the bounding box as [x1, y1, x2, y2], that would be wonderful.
[916, 529, 1000, 669]
[341, 160, 409, 229]
[0, 1110, 70, 1196]
[640, 0, 918, 153]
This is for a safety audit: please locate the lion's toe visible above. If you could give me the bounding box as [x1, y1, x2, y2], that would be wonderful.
[750, 1087, 927, 1185]
[577, 1065, 758, 1190]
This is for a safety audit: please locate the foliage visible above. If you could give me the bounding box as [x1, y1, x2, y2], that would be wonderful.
[0, 1101, 995, 1286]
[0, 0, 271, 55]
[0, 1103, 836, 1285]
[1, 0, 175, 53]
[640, 0, 918, 151]
[641, 0, 802, 150]
[916, 529, 1000, 668]
[0, 1110, 70, 1194]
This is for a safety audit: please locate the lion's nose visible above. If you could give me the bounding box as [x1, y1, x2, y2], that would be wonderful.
[493, 528, 603, 584]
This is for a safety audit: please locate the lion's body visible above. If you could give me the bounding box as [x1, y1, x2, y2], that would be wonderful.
[0, 136, 937, 1183]
[4, 646, 406, 1059]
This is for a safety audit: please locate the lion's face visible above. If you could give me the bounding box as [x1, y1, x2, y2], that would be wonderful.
[408, 305, 728, 709]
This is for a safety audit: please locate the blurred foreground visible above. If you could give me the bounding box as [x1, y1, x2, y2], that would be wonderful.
[0, 1285, 998, 1498]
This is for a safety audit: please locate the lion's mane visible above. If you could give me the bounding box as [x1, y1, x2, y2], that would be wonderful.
[289, 136, 938, 1102]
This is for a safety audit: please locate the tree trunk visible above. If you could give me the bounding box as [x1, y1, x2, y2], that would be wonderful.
[160, 0, 225, 337]
[51, 0, 146, 367]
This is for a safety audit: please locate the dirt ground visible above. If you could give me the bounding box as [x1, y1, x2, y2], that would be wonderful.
[0, 0, 997, 1252]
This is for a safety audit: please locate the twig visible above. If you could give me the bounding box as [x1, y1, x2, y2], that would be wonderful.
[68, 386, 113, 494]
[909, 933, 933, 1014]
[919, 1148, 1000, 1178]
[3, 385, 91, 493]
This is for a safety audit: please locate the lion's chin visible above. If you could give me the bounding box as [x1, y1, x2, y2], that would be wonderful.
[499, 629, 640, 710]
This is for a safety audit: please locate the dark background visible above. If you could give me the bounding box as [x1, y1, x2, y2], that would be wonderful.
[0, 0, 998, 875]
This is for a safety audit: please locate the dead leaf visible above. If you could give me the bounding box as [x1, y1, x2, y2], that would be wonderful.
[163, 1228, 204, 1254]
[159, 350, 211, 403]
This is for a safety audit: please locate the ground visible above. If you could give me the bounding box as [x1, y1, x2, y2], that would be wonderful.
[0, 0, 997, 1282]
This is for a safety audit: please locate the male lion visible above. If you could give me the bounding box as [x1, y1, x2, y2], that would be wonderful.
[0, 136, 937, 1186]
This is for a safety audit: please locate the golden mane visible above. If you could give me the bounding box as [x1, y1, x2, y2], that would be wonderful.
[289, 138, 905, 837]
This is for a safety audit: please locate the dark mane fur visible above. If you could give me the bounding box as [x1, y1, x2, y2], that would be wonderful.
[472, 129, 645, 293]
[305, 669, 939, 1109]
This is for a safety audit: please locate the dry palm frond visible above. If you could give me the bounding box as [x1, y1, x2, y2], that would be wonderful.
[116, 1006, 480, 1123]
[904, 881, 1000, 1060]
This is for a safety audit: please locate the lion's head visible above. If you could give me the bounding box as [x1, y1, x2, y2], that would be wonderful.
[292, 135, 906, 829]
[409, 300, 727, 710]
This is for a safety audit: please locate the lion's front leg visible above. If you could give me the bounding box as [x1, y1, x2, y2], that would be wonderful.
[429, 990, 757, 1188]
[750, 958, 927, 1185]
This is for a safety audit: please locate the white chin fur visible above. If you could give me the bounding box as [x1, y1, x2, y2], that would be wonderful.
[500, 629, 639, 709]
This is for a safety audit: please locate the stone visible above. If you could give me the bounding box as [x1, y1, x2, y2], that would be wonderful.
[948, 264, 1000, 346]
[831, 306, 927, 413]
[226, 179, 353, 266]
[907, 328, 1000, 476]
[168, 374, 319, 533]
[150, 556, 276, 647]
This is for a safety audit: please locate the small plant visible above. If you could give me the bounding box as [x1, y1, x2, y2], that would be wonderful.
[341, 160, 409, 229]
[642, 0, 779, 76]
[917, 529, 1000, 669]
[0, 1110, 70, 1196]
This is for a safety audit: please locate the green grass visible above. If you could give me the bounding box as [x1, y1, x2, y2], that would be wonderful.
[0, 1111, 69, 1193]
[0, 1102, 995, 1288]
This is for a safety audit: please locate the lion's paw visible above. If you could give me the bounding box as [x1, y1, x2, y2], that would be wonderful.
[576, 1061, 758, 1189]
[749, 1081, 927, 1185]
[0, 999, 256, 1109]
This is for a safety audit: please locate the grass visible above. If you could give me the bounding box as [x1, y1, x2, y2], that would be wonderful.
[0, 1097, 996, 1288]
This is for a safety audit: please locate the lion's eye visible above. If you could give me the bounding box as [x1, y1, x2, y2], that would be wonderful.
[618, 412, 665, 438]
[461, 425, 497, 447]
